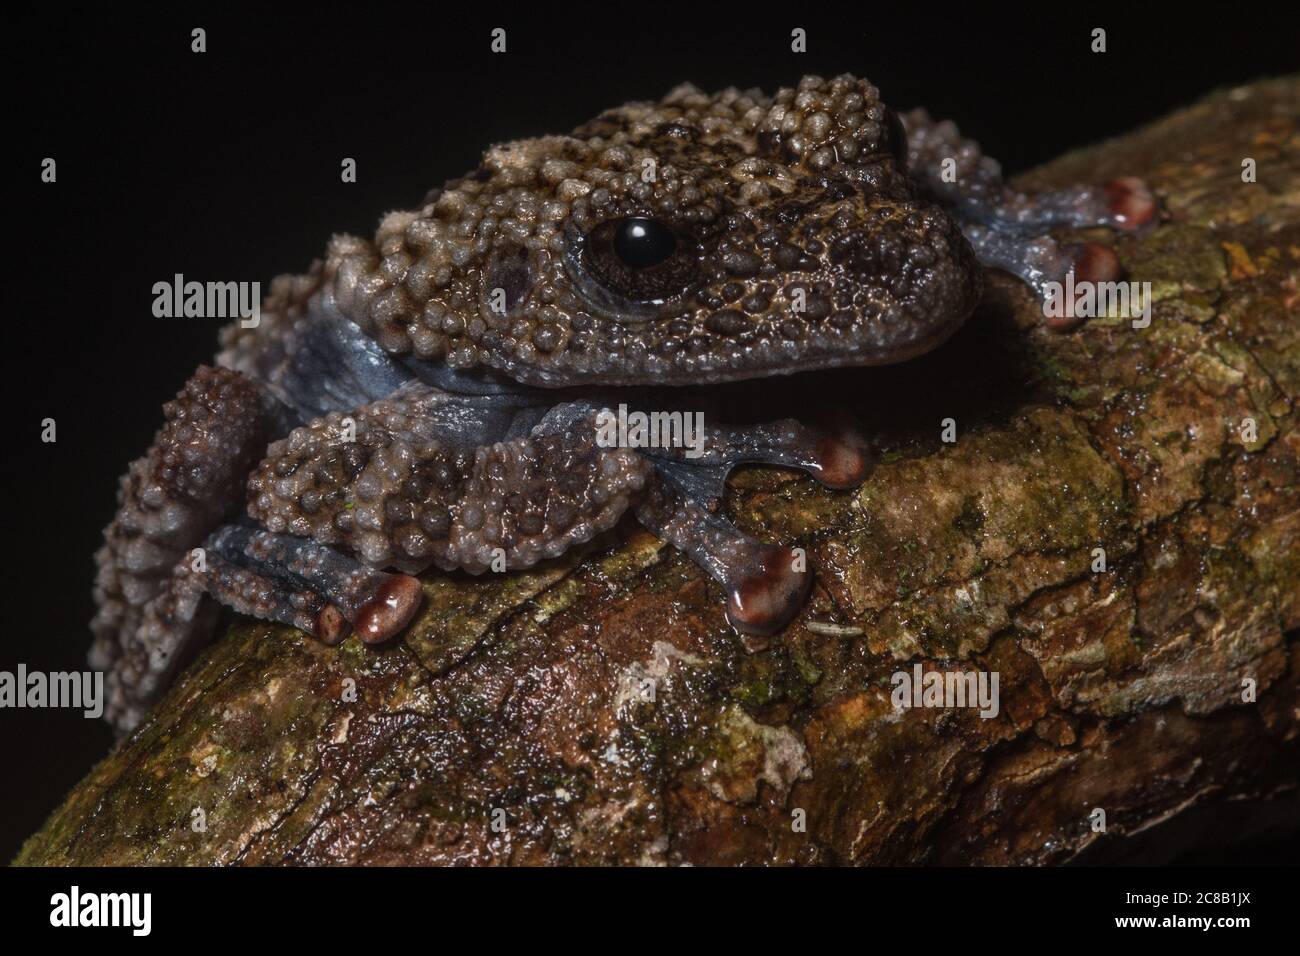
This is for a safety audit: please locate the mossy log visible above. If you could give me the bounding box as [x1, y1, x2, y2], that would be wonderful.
[17, 76, 1300, 866]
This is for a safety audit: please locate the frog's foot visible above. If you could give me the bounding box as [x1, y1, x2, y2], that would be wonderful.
[204, 525, 422, 644]
[900, 108, 1160, 327]
[635, 471, 811, 638]
[961, 226, 1128, 331]
[641, 409, 872, 497]
[627, 409, 864, 637]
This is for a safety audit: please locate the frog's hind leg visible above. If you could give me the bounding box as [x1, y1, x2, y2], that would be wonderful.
[899, 108, 1159, 327]
[202, 525, 423, 644]
[91, 274, 426, 732]
[90, 366, 284, 731]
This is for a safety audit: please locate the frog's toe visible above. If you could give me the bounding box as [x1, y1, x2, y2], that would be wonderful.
[1066, 242, 1123, 285]
[314, 604, 351, 645]
[1038, 242, 1127, 332]
[1103, 177, 1159, 232]
[634, 472, 812, 641]
[805, 411, 873, 490]
[352, 574, 424, 644]
[726, 544, 814, 636]
[205, 525, 422, 644]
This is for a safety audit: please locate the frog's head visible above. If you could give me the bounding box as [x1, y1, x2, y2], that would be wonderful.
[326, 73, 981, 387]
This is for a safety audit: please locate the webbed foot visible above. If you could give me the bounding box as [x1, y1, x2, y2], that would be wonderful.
[205, 526, 423, 644]
[633, 407, 869, 635]
[635, 472, 811, 637]
[901, 108, 1161, 327]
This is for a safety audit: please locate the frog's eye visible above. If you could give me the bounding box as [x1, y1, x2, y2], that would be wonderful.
[576, 216, 699, 307]
[613, 217, 676, 267]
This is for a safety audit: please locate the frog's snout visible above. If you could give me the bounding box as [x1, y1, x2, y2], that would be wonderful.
[821, 208, 980, 362]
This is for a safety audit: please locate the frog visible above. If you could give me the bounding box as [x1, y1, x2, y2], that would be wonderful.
[90, 73, 1156, 732]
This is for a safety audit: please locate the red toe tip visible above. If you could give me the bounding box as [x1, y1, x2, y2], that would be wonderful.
[725, 546, 813, 637]
[1104, 177, 1157, 231]
[813, 433, 872, 490]
[354, 575, 423, 644]
[1072, 242, 1123, 284]
[1045, 243, 1126, 332]
[314, 605, 351, 645]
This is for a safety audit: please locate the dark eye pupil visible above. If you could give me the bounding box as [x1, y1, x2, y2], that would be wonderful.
[613, 217, 676, 269]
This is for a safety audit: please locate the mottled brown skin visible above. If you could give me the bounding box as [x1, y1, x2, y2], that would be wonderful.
[91, 73, 1154, 733]
[219, 77, 980, 387]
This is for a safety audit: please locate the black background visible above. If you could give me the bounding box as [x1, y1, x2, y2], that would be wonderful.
[4, 8, 1298, 864]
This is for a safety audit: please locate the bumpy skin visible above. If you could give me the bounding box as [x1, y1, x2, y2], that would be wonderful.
[92, 74, 1155, 732]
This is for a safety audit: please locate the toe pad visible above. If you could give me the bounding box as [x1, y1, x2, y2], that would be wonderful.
[1104, 177, 1158, 231]
[725, 545, 812, 637]
[354, 575, 424, 644]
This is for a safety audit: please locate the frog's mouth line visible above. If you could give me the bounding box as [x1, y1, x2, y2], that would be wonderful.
[502, 302, 973, 389]
[707, 306, 971, 383]
[849, 309, 969, 366]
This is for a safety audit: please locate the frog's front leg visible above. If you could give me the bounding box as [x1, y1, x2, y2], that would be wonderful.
[228, 390, 862, 643]
[200, 388, 648, 651]
[900, 108, 1159, 327]
[630, 410, 871, 635]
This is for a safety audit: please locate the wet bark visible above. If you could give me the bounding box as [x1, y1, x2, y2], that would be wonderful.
[16, 76, 1300, 866]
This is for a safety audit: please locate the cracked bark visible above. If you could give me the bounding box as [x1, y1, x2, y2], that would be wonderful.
[16, 76, 1300, 866]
